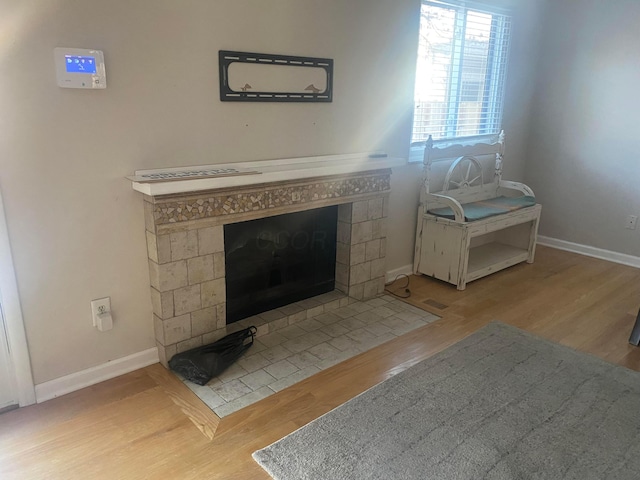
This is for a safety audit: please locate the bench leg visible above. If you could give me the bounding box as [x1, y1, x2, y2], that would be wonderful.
[629, 308, 640, 346]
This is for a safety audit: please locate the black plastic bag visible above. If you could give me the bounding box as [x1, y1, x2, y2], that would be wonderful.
[169, 326, 256, 385]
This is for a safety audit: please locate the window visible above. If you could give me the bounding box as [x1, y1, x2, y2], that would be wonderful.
[411, 0, 511, 144]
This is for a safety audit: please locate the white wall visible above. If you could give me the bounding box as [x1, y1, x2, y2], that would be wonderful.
[0, 0, 544, 384]
[525, 0, 640, 257]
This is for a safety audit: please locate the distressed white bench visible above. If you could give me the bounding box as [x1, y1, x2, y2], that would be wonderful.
[413, 132, 541, 290]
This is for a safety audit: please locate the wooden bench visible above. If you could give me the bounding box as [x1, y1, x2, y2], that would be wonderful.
[413, 132, 541, 290]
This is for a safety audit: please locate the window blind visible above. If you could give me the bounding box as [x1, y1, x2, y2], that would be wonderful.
[411, 0, 512, 143]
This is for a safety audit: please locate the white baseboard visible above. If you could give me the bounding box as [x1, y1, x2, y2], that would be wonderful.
[538, 235, 640, 269]
[35, 347, 159, 403]
[386, 264, 414, 284]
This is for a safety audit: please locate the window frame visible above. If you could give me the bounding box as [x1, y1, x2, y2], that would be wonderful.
[409, 0, 512, 161]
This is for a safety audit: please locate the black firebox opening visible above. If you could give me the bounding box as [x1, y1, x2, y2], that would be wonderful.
[224, 206, 337, 324]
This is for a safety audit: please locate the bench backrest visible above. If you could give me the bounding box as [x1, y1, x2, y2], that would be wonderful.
[421, 131, 505, 204]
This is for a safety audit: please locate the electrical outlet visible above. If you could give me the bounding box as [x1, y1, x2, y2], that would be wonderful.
[625, 215, 638, 230]
[91, 297, 111, 327]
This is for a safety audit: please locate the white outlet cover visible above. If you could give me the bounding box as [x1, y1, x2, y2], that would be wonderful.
[90, 297, 111, 326]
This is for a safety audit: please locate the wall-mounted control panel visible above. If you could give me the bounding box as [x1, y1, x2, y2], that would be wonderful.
[54, 47, 106, 89]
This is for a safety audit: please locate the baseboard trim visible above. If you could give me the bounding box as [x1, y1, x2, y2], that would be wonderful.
[35, 347, 159, 403]
[386, 264, 414, 284]
[538, 236, 640, 269]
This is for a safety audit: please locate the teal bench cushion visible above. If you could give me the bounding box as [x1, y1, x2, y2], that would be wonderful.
[428, 195, 536, 222]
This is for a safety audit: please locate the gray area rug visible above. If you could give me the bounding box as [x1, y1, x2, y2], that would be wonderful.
[253, 322, 640, 479]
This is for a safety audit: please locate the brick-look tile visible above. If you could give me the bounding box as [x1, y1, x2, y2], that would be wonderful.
[380, 238, 387, 258]
[370, 258, 386, 279]
[212, 379, 252, 402]
[176, 335, 202, 353]
[213, 252, 225, 279]
[352, 200, 369, 223]
[170, 230, 198, 261]
[201, 278, 225, 307]
[264, 359, 299, 380]
[315, 310, 342, 324]
[337, 221, 351, 244]
[306, 305, 324, 319]
[187, 255, 215, 284]
[202, 329, 226, 345]
[363, 278, 381, 299]
[372, 218, 388, 239]
[217, 363, 249, 383]
[191, 306, 217, 336]
[157, 342, 176, 367]
[297, 318, 323, 332]
[350, 243, 366, 265]
[269, 316, 289, 331]
[349, 283, 365, 300]
[261, 344, 292, 363]
[149, 260, 188, 292]
[278, 325, 307, 339]
[258, 332, 288, 349]
[336, 241, 349, 265]
[335, 282, 349, 296]
[351, 221, 373, 244]
[144, 200, 155, 233]
[156, 235, 171, 264]
[350, 262, 371, 286]
[237, 353, 272, 373]
[297, 297, 322, 309]
[214, 386, 273, 417]
[154, 315, 165, 344]
[150, 287, 174, 319]
[174, 284, 202, 316]
[323, 299, 342, 311]
[337, 203, 352, 223]
[255, 323, 269, 337]
[198, 226, 224, 255]
[287, 351, 321, 370]
[383, 196, 390, 218]
[318, 324, 349, 340]
[365, 239, 381, 261]
[268, 366, 320, 392]
[368, 197, 384, 220]
[335, 263, 349, 287]
[239, 369, 276, 390]
[328, 334, 361, 352]
[216, 303, 226, 328]
[259, 309, 287, 322]
[184, 384, 226, 410]
[162, 314, 191, 345]
[278, 303, 304, 316]
[146, 231, 159, 263]
[307, 342, 342, 361]
[287, 311, 307, 325]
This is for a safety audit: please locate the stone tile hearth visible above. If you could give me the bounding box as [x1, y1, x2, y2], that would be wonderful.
[179, 293, 439, 417]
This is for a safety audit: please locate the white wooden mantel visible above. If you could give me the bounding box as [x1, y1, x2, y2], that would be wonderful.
[130, 152, 406, 196]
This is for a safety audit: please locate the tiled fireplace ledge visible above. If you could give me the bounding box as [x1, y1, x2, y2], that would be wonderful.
[131, 153, 405, 367]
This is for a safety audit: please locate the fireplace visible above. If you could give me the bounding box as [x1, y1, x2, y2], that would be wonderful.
[224, 206, 338, 324]
[132, 152, 403, 367]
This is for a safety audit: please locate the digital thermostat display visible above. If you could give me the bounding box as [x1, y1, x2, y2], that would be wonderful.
[65, 55, 97, 74]
[54, 47, 106, 89]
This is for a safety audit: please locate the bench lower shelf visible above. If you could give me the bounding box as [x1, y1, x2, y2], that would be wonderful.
[467, 242, 530, 283]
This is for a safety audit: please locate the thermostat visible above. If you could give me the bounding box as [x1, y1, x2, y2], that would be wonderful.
[54, 47, 106, 89]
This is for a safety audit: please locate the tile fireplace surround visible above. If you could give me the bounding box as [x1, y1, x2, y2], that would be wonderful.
[130, 153, 405, 367]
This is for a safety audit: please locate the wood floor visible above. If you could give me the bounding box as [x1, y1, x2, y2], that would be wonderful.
[2, 246, 640, 479]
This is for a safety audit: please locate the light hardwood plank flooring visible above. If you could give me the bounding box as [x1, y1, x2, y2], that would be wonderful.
[1, 246, 640, 479]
